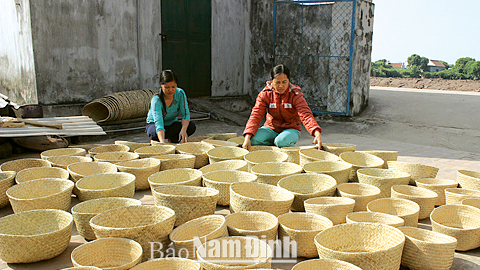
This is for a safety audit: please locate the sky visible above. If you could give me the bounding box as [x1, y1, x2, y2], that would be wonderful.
[371, 0, 480, 65]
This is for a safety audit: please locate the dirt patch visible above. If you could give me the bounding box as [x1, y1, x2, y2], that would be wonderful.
[370, 77, 480, 92]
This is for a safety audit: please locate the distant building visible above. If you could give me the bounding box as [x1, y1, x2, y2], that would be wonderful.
[427, 60, 446, 72]
[388, 62, 407, 69]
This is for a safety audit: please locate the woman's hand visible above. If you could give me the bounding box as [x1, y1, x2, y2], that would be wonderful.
[157, 130, 166, 143]
[178, 129, 188, 143]
[313, 130, 322, 150]
[242, 134, 252, 151]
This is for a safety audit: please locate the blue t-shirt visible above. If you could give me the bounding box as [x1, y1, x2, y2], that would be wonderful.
[146, 88, 191, 132]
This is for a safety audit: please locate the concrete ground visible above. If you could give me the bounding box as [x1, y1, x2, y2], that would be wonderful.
[1, 87, 480, 269]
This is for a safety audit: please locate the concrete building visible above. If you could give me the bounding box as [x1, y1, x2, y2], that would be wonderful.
[427, 60, 446, 72]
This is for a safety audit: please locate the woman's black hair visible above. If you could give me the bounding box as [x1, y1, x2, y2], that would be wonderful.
[270, 64, 290, 79]
[158, 70, 178, 116]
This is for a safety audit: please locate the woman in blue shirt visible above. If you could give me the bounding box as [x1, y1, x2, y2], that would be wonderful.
[146, 70, 196, 143]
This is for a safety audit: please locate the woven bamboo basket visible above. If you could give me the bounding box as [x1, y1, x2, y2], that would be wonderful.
[314, 223, 405, 270]
[187, 135, 214, 142]
[152, 185, 219, 226]
[62, 267, 102, 270]
[457, 169, 480, 191]
[71, 237, 143, 270]
[277, 173, 337, 211]
[199, 159, 248, 174]
[357, 168, 410, 198]
[0, 171, 16, 208]
[40, 147, 87, 160]
[151, 154, 196, 171]
[278, 146, 316, 164]
[244, 150, 288, 171]
[416, 178, 458, 206]
[225, 211, 279, 242]
[322, 143, 356, 156]
[207, 146, 249, 163]
[67, 161, 118, 183]
[356, 150, 399, 169]
[116, 158, 161, 190]
[387, 161, 439, 185]
[304, 197, 355, 225]
[175, 142, 215, 168]
[148, 168, 203, 189]
[445, 187, 480, 205]
[399, 226, 457, 270]
[250, 145, 280, 152]
[230, 182, 294, 216]
[150, 140, 177, 146]
[367, 198, 420, 227]
[291, 258, 362, 270]
[90, 205, 176, 261]
[134, 145, 176, 158]
[339, 152, 384, 182]
[88, 144, 130, 158]
[430, 204, 480, 251]
[205, 132, 238, 141]
[196, 236, 272, 270]
[303, 160, 352, 184]
[114, 140, 150, 152]
[15, 166, 70, 184]
[250, 162, 303, 185]
[227, 136, 245, 145]
[299, 149, 341, 167]
[346, 211, 405, 227]
[46, 155, 93, 170]
[203, 170, 257, 206]
[202, 139, 239, 148]
[278, 212, 333, 258]
[93, 151, 139, 164]
[131, 258, 201, 270]
[337, 183, 381, 212]
[75, 172, 135, 202]
[462, 197, 480, 209]
[391, 185, 438, 219]
[6, 178, 74, 213]
[169, 215, 228, 259]
[71, 197, 142, 241]
[0, 209, 73, 263]
[0, 158, 51, 173]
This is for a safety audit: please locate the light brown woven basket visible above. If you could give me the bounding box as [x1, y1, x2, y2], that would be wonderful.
[93, 151, 139, 164]
[244, 150, 288, 171]
[367, 198, 420, 227]
[278, 212, 333, 258]
[249, 145, 280, 152]
[203, 170, 257, 206]
[40, 147, 87, 160]
[391, 184, 438, 219]
[116, 158, 161, 190]
[346, 211, 405, 227]
[71, 237, 143, 269]
[303, 160, 352, 184]
[0, 158, 51, 173]
[430, 204, 480, 251]
[457, 169, 480, 191]
[0, 171, 16, 208]
[67, 161, 118, 182]
[46, 155, 93, 170]
[277, 173, 337, 211]
[152, 185, 219, 226]
[175, 142, 215, 168]
[387, 161, 439, 185]
[151, 154, 196, 171]
[75, 172, 135, 202]
[62, 267, 102, 270]
[399, 226, 457, 270]
[299, 148, 341, 167]
[0, 209, 73, 263]
[148, 168, 203, 189]
[278, 146, 316, 164]
[230, 182, 294, 216]
[416, 178, 458, 206]
[304, 197, 355, 225]
[71, 197, 142, 241]
[227, 136, 245, 145]
[339, 152, 385, 182]
[250, 162, 303, 185]
[130, 258, 201, 270]
[202, 139, 239, 148]
[444, 187, 480, 205]
[225, 211, 279, 242]
[291, 258, 362, 270]
[196, 236, 272, 270]
[337, 183, 381, 212]
[205, 132, 238, 141]
[322, 143, 356, 156]
[199, 159, 248, 174]
[462, 197, 480, 209]
[357, 168, 410, 198]
[187, 135, 214, 142]
[207, 146, 249, 164]
[169, 215, 228, 259]
[15, 166, 70, 184]
[114, 140, 150, 152]
[88, 144, 130, 157]
[150, 140, 177, 146]
[6, 178, 74, 213]
[314, 223, 405, 270]
[134, 145, 176, 158]
[356, 150, 399, 169]
[90, 205, 176, 261]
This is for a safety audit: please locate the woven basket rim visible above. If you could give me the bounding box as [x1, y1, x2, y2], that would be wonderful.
[291, 258, 362, 269]
[148, 168, 202, 185]
[6, 178, 74, 201]
[0, 171, 16, 181]
[0, 209, 73, 237]
[93, 151, 139, 159]
[46, 155, 92, 165]
[445, 187, 480, 196]
[278, 212, 333, 232]
[244, 150, 288, 164]
[367, 197, 420, 211]
[88, 144, 130, 154]
[71, 197, 142, 214]
[346, 211, 405, 226]
[391, 184, 438, 199]
[225, 211, 279, 232]
[175, 142, 215, 153]
[169, 214, 226, 243]
[277, 173, 337, 195]
[202, 139, 239, 147]
[430, 204, 480, 231]
[203, 170, 257, 184]
[462, 197, 480, 205]
[337, 182, 381, 195]
[299, 148, 340, 160]
[303, 160, 352, 172]
[67, 161, 117, 172]
[151, 153, 196, 160]
[207, 146, 249, 158]
[199, 160, 248, 173]
[230, 182, 294, 202]
[115, 157, 161, 168]
[152, 185, 219, 197]
[0, 158, 52, 172]
[357, 168, 410, 179]
[250, 162, 303, 176]
[398, 226, 457, 244]
[195, 236, 272, 263]
[41, 147, 86, 157]
[304, 196, 356, 205]
[76, 172, 135, 191]
[130, 257, 201, 269]
[339, 152, 385, 167]
[134, 144, 176, 153]
[415, 178, 458, 186]
[387, 161, 439, 169]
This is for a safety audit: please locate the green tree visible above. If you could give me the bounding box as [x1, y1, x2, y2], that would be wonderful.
[465, 61, 480, 79]
[440, 60, 450, 69]
[454, 57, 475, 73]
[407, 54, 429, 71]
